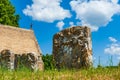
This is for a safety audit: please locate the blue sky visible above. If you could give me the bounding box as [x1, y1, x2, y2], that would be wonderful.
[10, 0, 120, 66]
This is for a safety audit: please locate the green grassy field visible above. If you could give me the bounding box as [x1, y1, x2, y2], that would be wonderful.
[0, 67, 120, 80]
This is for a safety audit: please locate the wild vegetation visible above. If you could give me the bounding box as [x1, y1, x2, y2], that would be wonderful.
[0, 66, 120, 80]
[42, 54, 55, 70]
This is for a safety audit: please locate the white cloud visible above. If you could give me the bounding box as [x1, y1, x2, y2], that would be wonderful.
[23, 0, 71, 22]
[104, 43, 120, 55]
[76, 22, 81, 26]
[111, 0, 118, 4]
[104, 37, 120, 55]
[69, 22, 75, 27]
[70, 0, 120, 31]
[109, 37, 117, 43]
[117, 56, 120, 60]
[56, 21, 64, 30]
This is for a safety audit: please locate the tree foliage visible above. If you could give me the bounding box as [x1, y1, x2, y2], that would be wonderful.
[42, 54, 55, 70]
[0, 0, 19, 27]
[118, 61, 120, 67]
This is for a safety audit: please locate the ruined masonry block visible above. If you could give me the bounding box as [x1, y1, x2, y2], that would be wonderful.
[53, 26, 92, 69]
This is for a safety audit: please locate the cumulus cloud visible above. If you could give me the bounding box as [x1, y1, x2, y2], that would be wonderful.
[111, 0, 119, 4]
[70, 0, 120, 31]
[109, 37, 117, 43]
[104, 37, 120, 55]
[56, 21, 64, 30]
[117, 56, 120, 60]
[104, 43, 120, 55]
[69, 22, 75, 27]
[23, 0, 71, 22]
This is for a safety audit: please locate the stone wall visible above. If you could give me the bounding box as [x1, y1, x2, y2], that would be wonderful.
[0, 49, 43, 71]
[53, 26, 92, 69]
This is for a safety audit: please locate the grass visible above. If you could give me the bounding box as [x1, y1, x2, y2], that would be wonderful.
[0, 67, 120, 80]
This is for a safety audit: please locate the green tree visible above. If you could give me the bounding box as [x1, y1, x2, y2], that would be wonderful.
[118, 61, 120, 67]
[0, 0, 19, 27]
[42, 54, 55, 70]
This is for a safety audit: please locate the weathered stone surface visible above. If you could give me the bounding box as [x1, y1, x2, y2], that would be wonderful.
[14, 53, 43, 71]
[0, 49, 14, 69]
[0, 24, 44, 70]
[53, 26, 92, 69]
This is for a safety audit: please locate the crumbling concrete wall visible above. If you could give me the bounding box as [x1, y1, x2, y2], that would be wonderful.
[53, 26, 92, 69]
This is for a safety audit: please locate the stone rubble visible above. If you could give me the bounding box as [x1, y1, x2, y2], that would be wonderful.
[53, 26, 92, 69]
